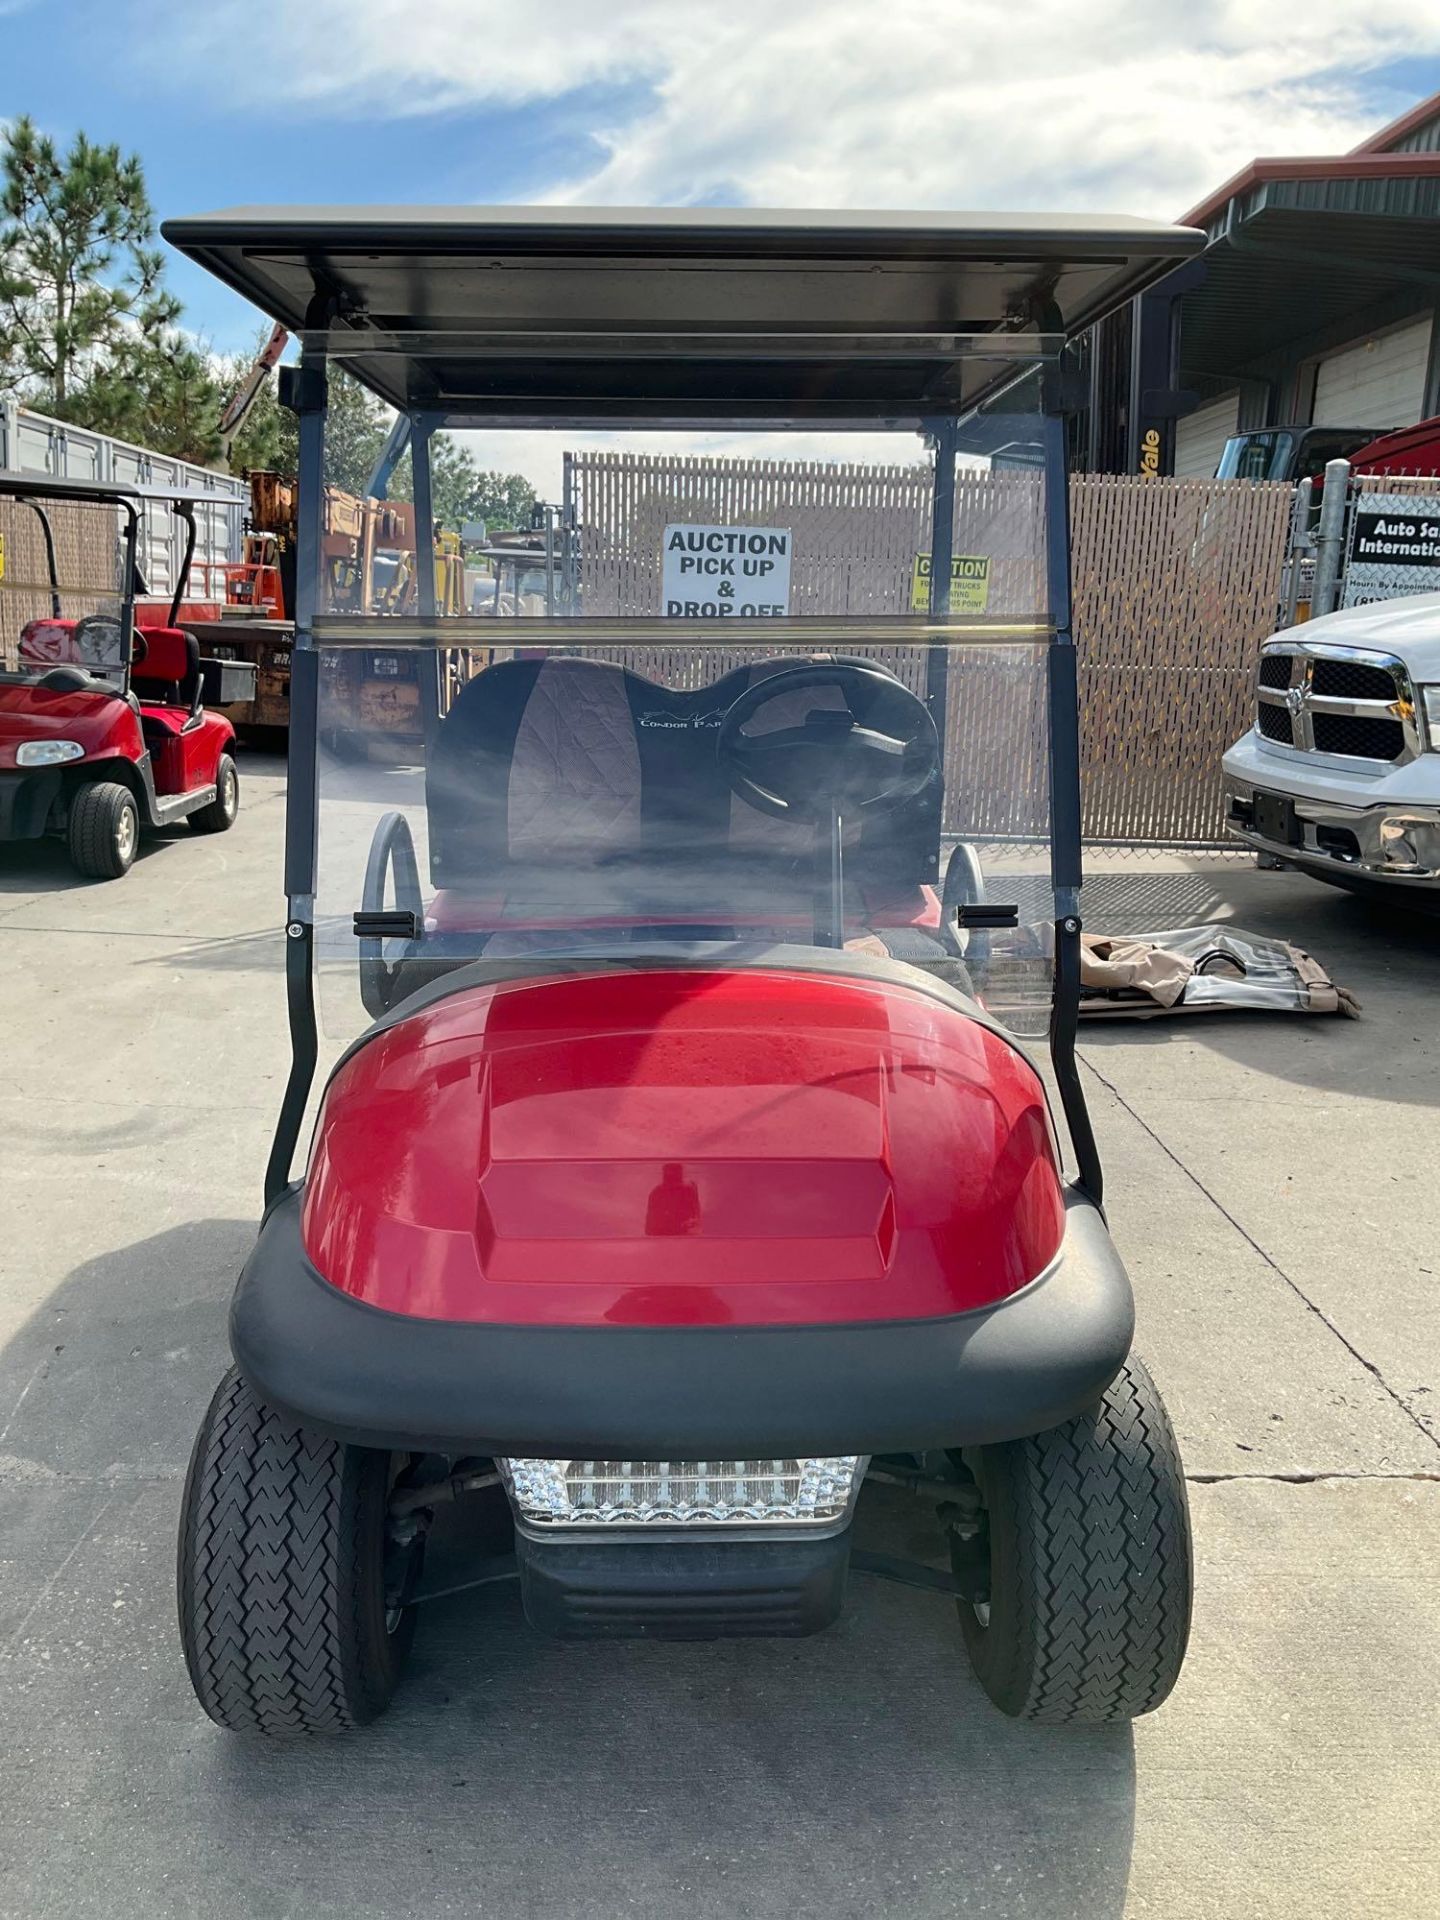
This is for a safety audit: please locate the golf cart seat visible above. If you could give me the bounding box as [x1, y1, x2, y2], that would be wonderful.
[132, 625, 201, 710]
[129, 626, 203, 761]
[425, 653, 949, 950]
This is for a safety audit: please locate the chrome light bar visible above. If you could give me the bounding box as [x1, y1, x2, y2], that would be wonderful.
[497, 1457, 864, 1530]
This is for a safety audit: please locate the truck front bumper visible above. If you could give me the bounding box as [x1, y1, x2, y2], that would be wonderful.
[1222, 738, 1440, 888]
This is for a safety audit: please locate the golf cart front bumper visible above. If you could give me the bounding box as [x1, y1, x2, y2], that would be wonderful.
[0, 767, 61, 840]
[231, 1186, 1134, 1456]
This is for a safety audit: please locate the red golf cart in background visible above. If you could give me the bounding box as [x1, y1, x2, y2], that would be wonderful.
[165, 205, 1204, 1736]
[0, 474, 250, 878]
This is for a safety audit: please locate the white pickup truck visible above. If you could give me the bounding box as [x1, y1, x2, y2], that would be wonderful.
[1222, 593, 1440, 902]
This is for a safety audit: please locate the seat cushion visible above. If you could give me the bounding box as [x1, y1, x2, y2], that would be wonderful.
[427, 653, 940, 905]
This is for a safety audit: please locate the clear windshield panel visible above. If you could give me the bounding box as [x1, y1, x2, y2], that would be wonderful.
[310, 377, 1058, 1045]
[310, 358, 1050, 634]
[0, 495, 128, 687]
[312, 633, 1055, 1048]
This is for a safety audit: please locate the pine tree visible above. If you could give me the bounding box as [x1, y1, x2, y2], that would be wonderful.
[0, 116, 179, 414]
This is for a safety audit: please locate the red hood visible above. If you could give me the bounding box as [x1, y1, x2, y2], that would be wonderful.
[303, 967, 1066, 1329]
[0, 682, 136, 767]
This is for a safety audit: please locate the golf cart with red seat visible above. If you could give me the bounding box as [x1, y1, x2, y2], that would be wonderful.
[0, 475, 245, 878]
[166, 206, 1204, 1734]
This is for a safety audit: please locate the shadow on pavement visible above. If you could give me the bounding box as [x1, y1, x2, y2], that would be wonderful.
[1, 1219, 1138, 1919]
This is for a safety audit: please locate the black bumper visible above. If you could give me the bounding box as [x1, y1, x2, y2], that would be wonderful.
[231, 1187, 1134, 1457]
[0, 768, 60, 841]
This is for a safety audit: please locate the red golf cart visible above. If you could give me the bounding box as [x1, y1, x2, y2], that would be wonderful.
[0, 475, 246, 878]
[167, 206, 1204, 1734]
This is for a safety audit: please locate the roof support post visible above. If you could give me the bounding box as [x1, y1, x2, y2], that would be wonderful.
[410, 413, 444, 752]
[1040, 379, 1102, 1204]
[266, 338, 328, 1206]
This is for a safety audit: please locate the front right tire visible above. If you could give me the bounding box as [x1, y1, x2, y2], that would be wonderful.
[956, 1355, 1193, 1723]
[177, 1368, 414, 1736]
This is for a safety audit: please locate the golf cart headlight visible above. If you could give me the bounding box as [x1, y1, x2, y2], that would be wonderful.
[16, 739, 86, 766]
[1419, 686, 1440, 752]
[497, 1456, 864, 1529]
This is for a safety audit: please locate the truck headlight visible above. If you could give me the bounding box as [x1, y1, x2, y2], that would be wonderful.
[497, 1457, 864, 1530]
[1420, 686, 1440, 752]
[16, 740, 86, 766]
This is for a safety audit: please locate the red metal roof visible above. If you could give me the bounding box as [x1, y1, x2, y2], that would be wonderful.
[1350, 90, 1440, 155]
[1178, 150, 1440, 230]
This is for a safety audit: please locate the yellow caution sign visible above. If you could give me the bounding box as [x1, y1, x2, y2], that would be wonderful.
[0, 532, 6, 582]
[910, 552, 989, 614]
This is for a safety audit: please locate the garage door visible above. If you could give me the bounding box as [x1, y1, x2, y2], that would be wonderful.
[1312, 317, 1433, 431]
[1173, 393, 1240, 477]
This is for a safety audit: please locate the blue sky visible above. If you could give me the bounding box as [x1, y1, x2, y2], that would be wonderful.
[5, 2, 1440, 367]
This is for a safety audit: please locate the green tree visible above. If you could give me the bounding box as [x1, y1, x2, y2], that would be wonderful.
[462, 467, 537, 533]
[69, 328, 228, 464]
[0, 116, 178, 414]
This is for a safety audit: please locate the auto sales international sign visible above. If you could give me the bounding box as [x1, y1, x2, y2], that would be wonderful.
[1342, 492, 1440, 609]
[661, 524, 792, 618]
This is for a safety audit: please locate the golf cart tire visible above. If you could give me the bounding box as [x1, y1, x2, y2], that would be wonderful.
[189, 753, 240, 834]
[958, 1354, 1192, 1724]
[67, 780, 138, 879]
[177, 1367, 413, 1737]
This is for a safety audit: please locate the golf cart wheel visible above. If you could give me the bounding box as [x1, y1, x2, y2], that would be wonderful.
[956, 1355, 1192, 1724]
[67, 780, 139, 879]
[177, 1368, 415, 1736]
[189, 753, 240, 834]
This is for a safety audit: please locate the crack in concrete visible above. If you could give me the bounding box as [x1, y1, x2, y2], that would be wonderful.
[1187, 1470, 1440, 1485]
[1080, 1053, 1440, 1455]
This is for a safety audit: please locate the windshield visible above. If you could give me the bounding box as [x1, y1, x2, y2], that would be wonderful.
[1215, 432, 1296, 482]
[309, 382, 1059, 1051]
[0, 493, 131, 689]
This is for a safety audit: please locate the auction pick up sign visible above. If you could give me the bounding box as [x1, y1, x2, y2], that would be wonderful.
[661, 524, 792, 618]
[1342, 494, 1440, 609]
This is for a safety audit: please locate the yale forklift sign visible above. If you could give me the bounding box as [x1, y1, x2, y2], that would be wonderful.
[910, 552, 991, 614]
[662, 524, 792, 617]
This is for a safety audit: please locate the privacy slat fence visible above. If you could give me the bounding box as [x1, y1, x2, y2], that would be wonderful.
[569, 452, 1292, 846]
[0, 496, 124, 673]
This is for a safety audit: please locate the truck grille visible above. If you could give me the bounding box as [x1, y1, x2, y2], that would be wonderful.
[1258, 652, 1295, 691]
[1310, 658, 1397, 702]
[1254, 644, 1413, 765]
[1256, 703, 1293, 744]
[1311, 712, 1405, 759]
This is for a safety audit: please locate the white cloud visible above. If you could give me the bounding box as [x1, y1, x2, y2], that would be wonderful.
[163, 1, 1440, 219]
[153, 1, 1440, 487]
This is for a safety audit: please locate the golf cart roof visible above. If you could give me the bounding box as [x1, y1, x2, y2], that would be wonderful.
[162, 205, 1204, 421]
[0, 472, 235, 512]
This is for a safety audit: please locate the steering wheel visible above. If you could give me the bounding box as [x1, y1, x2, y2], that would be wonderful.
[716, 661, 938, 820]
[358, 811, 424, 1017]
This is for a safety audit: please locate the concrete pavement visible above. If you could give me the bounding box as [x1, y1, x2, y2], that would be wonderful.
[1, 755, 1437, 1918]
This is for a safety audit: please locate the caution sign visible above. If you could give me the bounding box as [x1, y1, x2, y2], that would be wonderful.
[661, 524, 792, 618]
[1342, 494, 1440, 608]
[0, 532, 6, 582]
[910, 552, 990, 614]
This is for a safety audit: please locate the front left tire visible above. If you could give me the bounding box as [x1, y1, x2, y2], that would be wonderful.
[177, 1368, 415, 1736]
[67, 780, 139, 879]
